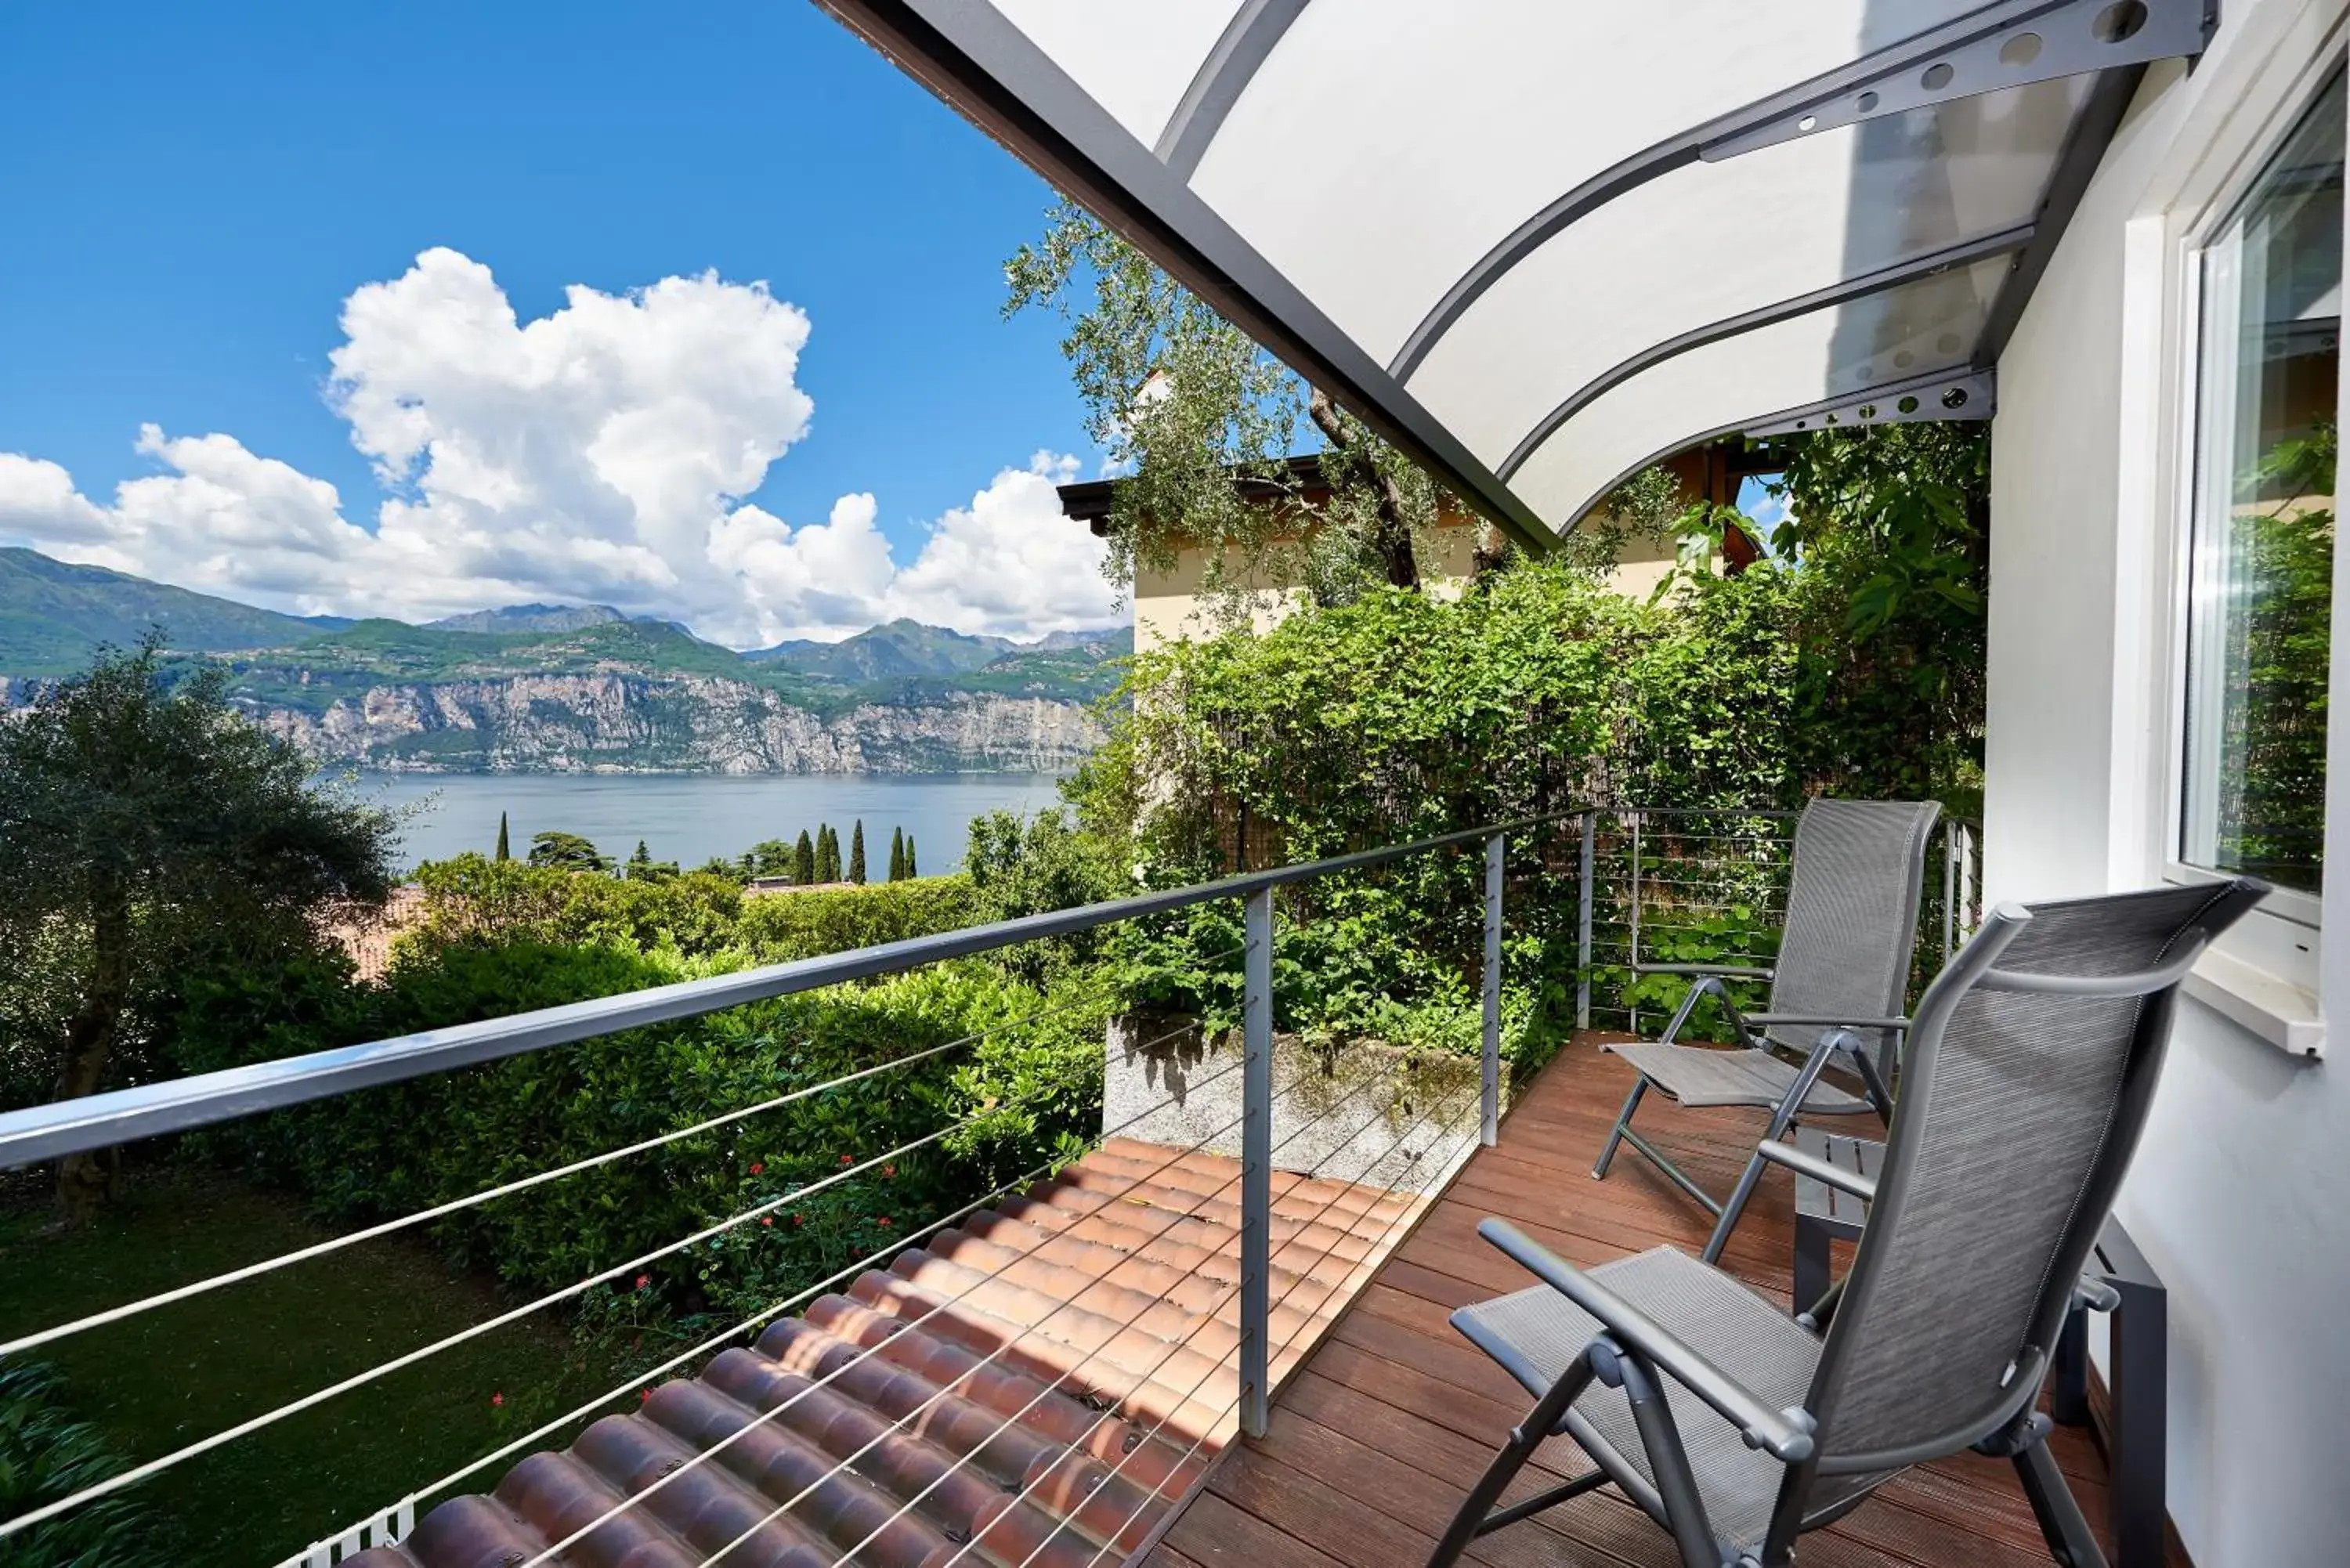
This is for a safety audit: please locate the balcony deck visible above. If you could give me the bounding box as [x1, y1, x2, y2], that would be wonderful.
[1141, 1034, 2136, 1568]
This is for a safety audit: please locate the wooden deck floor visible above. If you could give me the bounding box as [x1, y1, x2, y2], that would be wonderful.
[1141, 1034, 2129, 1568]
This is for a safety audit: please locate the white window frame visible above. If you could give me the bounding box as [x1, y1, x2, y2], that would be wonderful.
[2146, 23, 2347, 1033]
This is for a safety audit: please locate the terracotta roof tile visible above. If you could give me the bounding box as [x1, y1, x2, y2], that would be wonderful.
[345, 1143, 1421, 1568]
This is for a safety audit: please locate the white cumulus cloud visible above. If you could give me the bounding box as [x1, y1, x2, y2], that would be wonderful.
[0, 247, 1116, 646]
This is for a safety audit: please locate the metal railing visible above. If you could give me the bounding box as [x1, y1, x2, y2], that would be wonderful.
[0, 800, 1978, 1564]
[0, 813, 1572, 1566]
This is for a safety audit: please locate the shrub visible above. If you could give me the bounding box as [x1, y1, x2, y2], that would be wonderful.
[191, 935, 1104, 1323]
[402, 854, 745, 958]
[0, 1362, 166, 1568]
[735, 876, 979, 964]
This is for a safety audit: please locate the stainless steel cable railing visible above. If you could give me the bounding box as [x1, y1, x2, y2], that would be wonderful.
[0, 800, 1972, 1563]
[0, 813, 1575, 1563]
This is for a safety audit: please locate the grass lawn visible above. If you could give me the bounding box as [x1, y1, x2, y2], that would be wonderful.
[0, 1165, 646, 1566]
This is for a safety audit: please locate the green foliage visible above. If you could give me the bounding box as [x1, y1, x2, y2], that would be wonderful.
[625, 840, 680, 883]
[1005, 203, 1463, 601]
[794, 829, 816, 885]
[190, 939, 1101, 1322]
[964, 809, 1123, 984]
[849, 820, 866, 884]
[405, 854, 743, 957]
[1744, 421, 1992, 807]
[889, 826, 907, 883]
[906, 836, 918, 877]
[0, 1364, 167, 1568]
[0, 638, 398, 1216]
[734, 878, 980, 964]
[2211, 415, 2334, 886]
[494, 811, 511, 862]
[527, 829, 612, 873]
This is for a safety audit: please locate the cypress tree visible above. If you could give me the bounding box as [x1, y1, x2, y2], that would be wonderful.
[793, 829, 815, 884]
[849, 820, 866, 884]
[495, 811, 510, 862]
[817, 826, 840, 883]
[906, 835, 917, 877]
[888, 826, 906, 881]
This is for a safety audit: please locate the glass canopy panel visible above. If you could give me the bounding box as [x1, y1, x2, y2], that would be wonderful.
[989, 0, 1244, 148]
[1185, 0, 1987, 366]
[1510, 257, 2012, 524]
[1408, 76, 2089, 469]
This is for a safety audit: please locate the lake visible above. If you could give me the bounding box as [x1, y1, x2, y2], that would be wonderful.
[349, 771, 1069, 874]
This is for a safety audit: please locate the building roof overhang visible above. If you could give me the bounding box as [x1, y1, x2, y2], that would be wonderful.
[818, 0, 2217, 554]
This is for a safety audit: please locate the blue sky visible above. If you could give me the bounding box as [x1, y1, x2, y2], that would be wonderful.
[0, 2, 1119, 643]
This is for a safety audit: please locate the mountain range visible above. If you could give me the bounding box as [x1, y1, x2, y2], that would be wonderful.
[0, 547, 1129, 775]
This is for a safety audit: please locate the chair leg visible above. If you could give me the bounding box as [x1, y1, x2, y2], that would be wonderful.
[2011, 1423, 2110, 1568]
[1699, 1039, 1839, 1263]
[1607, 1343, 1719, 1568]
[1426, 1353, 1596, 1568]
[1593, 1076, 1648, 1179]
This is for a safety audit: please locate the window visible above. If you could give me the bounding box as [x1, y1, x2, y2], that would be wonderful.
[2180, 70, 2343, 898]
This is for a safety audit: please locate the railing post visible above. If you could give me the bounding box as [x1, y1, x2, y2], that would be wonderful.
[1238, 884, 1274, 1439]
[1481, 831, 1504, 1146]
[1628, 810, 1644, 1035]
[1943, 817, 1958, 961]
[1576, 809, 1596, 1031]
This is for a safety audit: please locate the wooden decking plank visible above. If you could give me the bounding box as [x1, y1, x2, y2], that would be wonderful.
[1141, 1034, 2129, 1568]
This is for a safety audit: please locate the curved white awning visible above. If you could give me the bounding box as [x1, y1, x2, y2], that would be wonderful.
[820, 0, 2216, 551]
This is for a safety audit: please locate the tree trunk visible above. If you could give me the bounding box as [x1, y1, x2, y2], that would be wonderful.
[1308, 388, 1420, 591]
[54, 901, 131, 1224]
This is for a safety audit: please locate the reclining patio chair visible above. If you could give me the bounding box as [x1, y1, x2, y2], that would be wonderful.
[1429, 877, 2264, 1568]
[1595, 797, 1940, 1259]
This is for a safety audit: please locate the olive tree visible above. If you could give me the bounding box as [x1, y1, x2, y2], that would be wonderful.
[0, 638, 399, 1220]
[1005, 202, 1474, 607]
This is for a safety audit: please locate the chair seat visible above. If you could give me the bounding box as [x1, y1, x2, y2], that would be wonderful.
[1606, 1041, 1873, 1114]
[1452, 1246, 1831, 1553]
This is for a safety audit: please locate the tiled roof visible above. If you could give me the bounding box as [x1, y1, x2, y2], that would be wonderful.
[347, 1137, 1423, 1568]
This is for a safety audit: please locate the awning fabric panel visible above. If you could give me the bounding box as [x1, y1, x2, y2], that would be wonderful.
[1408, 77, 2084, 471]
[1184, 0, 1972, 369]
[1509, 257, 2013, 523]
[821, 0, 2214, 546]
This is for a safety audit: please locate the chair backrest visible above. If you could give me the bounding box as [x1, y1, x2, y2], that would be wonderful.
[1765, 798, 1943, 1060]
[1802, 878, 2265, 1475]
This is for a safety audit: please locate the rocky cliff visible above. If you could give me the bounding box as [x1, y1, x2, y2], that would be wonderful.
[240, 673, 1106, 775]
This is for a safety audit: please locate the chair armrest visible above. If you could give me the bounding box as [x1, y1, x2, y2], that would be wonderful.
[1479, 1219, 1817, 1463]
[1756, 1139, 1876, 1202]
[1633, 963, 1776, 981]
[1741, 1013, 1908, 1033]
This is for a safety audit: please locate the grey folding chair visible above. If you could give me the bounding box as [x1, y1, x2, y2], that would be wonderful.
[1429, 877, 2265, 1568]
[1595, 797, 1941, 1259]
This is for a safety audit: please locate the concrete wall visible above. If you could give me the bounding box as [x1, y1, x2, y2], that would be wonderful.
[1983, 5, 2348, 1561]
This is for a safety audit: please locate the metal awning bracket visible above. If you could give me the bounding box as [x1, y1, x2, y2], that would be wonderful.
[1744, 370, 1996, 438]
[1701, 0, 2216, 163]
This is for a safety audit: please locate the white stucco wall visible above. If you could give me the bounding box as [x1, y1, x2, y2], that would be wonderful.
[1984, 5, 2348, 1562]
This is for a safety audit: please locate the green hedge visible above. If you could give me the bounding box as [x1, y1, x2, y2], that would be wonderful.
[176, 938, 1105, 1323]
[735, 877, 978, 963]
[398, 854, 978, 964]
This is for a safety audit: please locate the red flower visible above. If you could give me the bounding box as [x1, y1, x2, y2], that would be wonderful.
[791, 1213, 804, 1227]
[877, 1216, 894, 1228]
[640, 1389, 653, 1403]
[635, 1274, 651, 1291]
[750, 1162, 764, 1176]
[761, 1216, 774, 1227]
[840, 1154, 854, 1165]
[491, 1393, 504, 1407]
[882, 1165, 896, 1179]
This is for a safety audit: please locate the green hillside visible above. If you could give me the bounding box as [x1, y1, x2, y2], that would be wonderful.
[0, 547, 1130, 712]
[746, 618, 1019, 680]
[0, 547, 338, 674]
